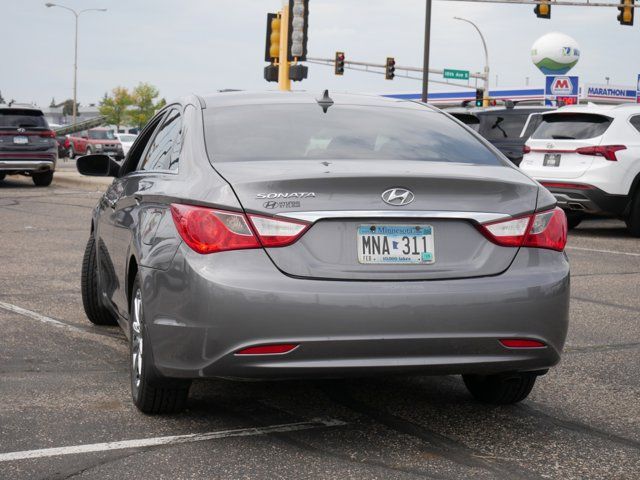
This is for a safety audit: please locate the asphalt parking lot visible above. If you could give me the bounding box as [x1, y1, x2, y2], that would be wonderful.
[1, 175, 639, 480]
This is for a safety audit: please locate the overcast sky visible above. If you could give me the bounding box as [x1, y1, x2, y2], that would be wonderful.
[3, 0, 640, 107]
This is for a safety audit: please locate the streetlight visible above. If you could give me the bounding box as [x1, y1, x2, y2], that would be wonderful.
[45, 3, 106, 126]
[453, 17, 490, 107]
[605, 76, 610, 85]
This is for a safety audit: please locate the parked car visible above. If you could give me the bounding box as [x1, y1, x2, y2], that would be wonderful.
[447, 104, 554, 166]
[68, 127, 124, 160]
[115, 133, 138, 157]
[521, 104, 640, 235]
[77, 91, 569, 414]
[0, 104, 57, 186]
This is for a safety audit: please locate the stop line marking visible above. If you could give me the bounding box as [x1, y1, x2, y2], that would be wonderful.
[0, 418, 346, 462]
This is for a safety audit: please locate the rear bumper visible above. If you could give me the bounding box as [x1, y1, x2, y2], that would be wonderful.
[0, 159, 56, 172]
[543, 184, 630, 216]
[140, 245, 570, 380]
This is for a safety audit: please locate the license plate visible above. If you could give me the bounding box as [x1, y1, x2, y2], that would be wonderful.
[357, 224, 435, 265]
[13, 136, 28, 145]
[544, 153, 561, 167]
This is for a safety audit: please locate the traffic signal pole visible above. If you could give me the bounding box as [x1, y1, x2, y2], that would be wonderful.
[421, 0, 432, 103]
[278, 4, 291, 91]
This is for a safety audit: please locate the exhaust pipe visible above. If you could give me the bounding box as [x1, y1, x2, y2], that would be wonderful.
[567, 202, 586, 211]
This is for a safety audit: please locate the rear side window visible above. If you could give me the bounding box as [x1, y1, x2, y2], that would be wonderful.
[480, 113, 529, 140]
[630, 116, 640, 134]
[532, 113, 612, 140]
[204, 104, 502, 165]
[0, 109, 47, 128]
[140, 109, 182, 172]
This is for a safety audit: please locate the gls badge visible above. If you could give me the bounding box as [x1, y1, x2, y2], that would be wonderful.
[256, 192, 316, 199]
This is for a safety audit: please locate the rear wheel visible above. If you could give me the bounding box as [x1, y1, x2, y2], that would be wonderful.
[626, 191, 640, 237]
[463, 372, 537, 405]
[32, 171, 53, 187]
[565, 211, 583, 230]
[130, 274, 191, 414]
[81, 234, 118, 326]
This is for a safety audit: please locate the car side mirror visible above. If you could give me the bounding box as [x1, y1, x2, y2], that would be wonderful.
[76, 154, 120, 177]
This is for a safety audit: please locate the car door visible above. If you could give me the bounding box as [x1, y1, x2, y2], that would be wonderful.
[108, 107, 184, 317]
[97, 111, 168, 317]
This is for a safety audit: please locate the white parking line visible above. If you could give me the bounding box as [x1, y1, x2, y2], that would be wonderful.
[566, 246, 640, 258]
[0, 301, 86, 334]
[0, 418, 346, 462]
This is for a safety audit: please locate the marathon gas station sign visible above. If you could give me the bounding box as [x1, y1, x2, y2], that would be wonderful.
[583, 83, 637, 103]
[545, 76, 579, 106]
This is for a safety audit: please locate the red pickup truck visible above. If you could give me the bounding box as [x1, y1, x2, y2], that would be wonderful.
[68, 128, 124, 160]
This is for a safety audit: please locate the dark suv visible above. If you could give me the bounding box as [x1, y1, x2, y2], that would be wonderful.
[446, 104, 554, 166]
[0, 104, 57, 186]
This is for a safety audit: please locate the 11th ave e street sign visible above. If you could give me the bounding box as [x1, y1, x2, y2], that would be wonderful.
[443, 69, 469, 80]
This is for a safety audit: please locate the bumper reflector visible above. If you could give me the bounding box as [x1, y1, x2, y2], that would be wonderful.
[499, 339, 546, 348]
[235, 344, 298, 355]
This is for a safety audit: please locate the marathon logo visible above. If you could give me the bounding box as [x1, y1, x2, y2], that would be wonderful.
[587, 87, 635, 99]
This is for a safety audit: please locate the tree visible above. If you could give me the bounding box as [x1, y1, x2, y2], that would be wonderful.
[0, 91, 5, 104]
[62, 99, 79, 117]
[99, 86, 133, 130]
[129, 83, 165, 129]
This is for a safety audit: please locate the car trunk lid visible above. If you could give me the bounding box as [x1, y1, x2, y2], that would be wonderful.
[215, 160, 539, 281]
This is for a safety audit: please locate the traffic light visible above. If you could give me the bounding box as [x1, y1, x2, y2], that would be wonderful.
[264, 13, 280, 62]
[618, 0, 634, 25]
[534, 1, 551, 19]
[475, 88, 484, 107]
[288, 0, 309, 61]
[385, 57, 396, 80]
[289, 64, 308, 82]
[335, 51, 345, 75]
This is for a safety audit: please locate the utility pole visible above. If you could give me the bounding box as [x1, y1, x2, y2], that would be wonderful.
[278, 3, 291, 91]
[421, 0, 433, 103]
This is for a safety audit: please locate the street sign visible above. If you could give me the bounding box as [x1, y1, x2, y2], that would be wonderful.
[443, 69, 469, 80]
[545, 75, 579, 106]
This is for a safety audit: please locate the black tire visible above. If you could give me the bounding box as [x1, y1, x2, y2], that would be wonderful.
[32, 171, 53, 187]
[565, 211, 583, 230]
[81, 234, 118, 326]
[626, 192, 640, 237]
[462, 372, 537, 405]
[129, 274, 190, 414]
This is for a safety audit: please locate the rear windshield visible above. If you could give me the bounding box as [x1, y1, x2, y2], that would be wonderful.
[480, 113, 530, 140]
[204, 104, 501, 165]
[89, 130, 116, 140]
[450, 113, 480, 132]
[532, 113, 612, 140]
[0, 109, 47, 129]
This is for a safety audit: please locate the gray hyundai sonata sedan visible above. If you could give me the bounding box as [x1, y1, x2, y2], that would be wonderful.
[77, 91, 569, 414]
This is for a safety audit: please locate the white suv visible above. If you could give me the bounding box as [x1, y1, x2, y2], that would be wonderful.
[520, 104, 640, 235]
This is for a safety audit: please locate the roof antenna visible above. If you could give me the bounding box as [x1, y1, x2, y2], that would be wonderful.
[317, 89, 334, 113]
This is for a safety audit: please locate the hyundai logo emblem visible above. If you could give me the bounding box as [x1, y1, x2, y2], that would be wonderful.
[381, 188, 415, 206]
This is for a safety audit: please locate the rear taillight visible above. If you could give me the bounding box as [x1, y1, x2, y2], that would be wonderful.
[575, 145, 626, 161]
[499, 339, 546, 348]
[40, 130, 56, 139]
[540, 181, 594, 190]
[235, 344, 298, 355]
[478, 207, 567, 252]
[170, 204, 310, 254]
